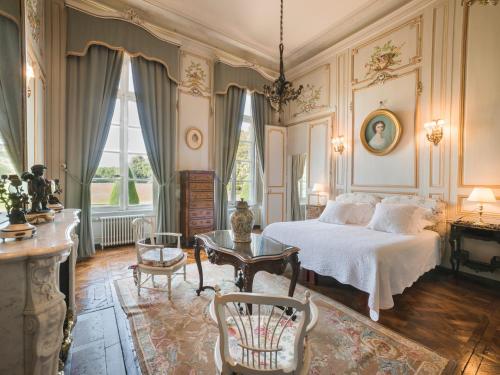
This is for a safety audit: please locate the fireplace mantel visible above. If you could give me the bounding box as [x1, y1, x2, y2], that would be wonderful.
[0, 209, 80, 375]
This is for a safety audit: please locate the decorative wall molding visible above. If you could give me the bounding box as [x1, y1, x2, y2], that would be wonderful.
[180, 51, 211, 97]
[457, 3, 500, 188]
[351, 16, 422, 86]
[350, 68, 420, 189]
[288, 64, 331, 121]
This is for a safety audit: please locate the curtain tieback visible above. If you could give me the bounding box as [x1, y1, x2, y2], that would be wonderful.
[63, 166, 83, 185]
[158, 172, 178, 188]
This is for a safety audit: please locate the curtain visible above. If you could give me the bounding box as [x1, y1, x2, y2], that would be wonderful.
[131, 56, 177, 233]
[291, 153, 307, 221]
[215, 86, 247, 229]
[0, 15, 23, 173]
[251, 92, 273, 215]
[66, 45, 124, 258]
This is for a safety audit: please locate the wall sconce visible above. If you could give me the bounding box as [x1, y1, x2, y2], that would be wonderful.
[424, 119, 444, 146]
[331, 136, 345, 154]
[26, 63, 35, 97]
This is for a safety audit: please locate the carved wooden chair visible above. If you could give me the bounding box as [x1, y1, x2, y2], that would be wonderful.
[210, 286, 318, 375]
[131, 217, 187, 299]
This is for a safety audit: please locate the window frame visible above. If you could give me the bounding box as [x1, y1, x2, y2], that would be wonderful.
[227, 93, 257, 207]
[91, 55, 154, 214]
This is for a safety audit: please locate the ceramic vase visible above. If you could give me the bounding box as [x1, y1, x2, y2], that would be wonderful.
[230, 199, 254, 242]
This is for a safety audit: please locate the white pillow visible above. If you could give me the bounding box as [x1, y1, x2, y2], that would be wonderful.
[367, 203, 425, 234]
[319, 201, 375, 225]
[319, 201, 353, 224]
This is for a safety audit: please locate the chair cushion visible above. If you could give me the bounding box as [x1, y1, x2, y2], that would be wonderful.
[141, 247, 184, 267]
[225, 315, 300, 368]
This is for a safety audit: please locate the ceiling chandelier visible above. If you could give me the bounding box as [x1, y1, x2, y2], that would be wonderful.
[263, 0, 303, 113]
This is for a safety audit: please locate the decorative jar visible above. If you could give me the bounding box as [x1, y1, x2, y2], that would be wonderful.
[230, 199, 254, 243]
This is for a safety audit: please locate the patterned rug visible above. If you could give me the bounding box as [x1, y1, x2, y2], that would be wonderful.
[114, 262, 453, 374]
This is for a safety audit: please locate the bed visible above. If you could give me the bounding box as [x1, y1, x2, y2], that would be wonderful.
[262, 194, 446, 321]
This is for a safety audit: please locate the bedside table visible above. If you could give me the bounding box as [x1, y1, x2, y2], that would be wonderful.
[449, 220, 500, 274]
[305, 204, 325, 220]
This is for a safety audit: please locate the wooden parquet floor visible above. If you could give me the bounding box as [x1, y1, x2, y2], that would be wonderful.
[70, 245, 500, 375]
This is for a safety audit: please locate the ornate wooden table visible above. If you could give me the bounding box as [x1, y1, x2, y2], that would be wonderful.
[194, 230, 300, 299]
[449, 219, 500, 274]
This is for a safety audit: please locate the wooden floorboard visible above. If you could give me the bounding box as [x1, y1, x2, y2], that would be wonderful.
[68, 245, 500, 375]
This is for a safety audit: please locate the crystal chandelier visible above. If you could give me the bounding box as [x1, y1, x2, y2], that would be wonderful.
[263, 0, 303, 113]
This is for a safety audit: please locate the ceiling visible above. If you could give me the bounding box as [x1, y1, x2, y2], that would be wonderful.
[98, 0, 412, 70]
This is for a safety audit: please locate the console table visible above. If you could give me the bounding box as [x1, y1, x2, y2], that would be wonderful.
[0, 209, 80, 375]
[449, 220, 500, 274]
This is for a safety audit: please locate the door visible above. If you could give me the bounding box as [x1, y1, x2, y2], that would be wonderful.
[263, 125, 287, 227]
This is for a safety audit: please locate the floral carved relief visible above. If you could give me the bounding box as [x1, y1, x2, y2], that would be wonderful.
[293, 84, 328, 117]
[364, 40, 404, 86]
[182, 61, 209, 96]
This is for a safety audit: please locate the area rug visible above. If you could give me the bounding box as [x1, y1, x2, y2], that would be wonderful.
[114, 262, 452, 374]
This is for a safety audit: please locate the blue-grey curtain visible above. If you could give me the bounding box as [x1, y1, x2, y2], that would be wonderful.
[215, 86, 247, 229]
[0, 13, 23, 173]
[66, 45, 124, 258]
[250, 92, 271, 175]
[131, 56, 177, 233]
[291, 153, 307, 221]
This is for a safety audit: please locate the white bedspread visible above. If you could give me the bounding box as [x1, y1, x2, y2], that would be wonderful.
[263, 220, 441, 321]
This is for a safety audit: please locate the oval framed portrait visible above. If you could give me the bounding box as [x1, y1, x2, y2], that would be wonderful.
[360, 109, 402, 156]
[185, 127, 203, 150]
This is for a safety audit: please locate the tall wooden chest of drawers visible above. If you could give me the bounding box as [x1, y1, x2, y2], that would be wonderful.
[180, 170, 215, 246]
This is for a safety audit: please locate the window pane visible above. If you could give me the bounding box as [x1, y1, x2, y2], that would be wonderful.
[235, 180, 250, 202]
[236, 141, 250, 161]
[227, 183, 233, 204]
[91, 179, 121, 206]
[128, 101, 140, 127]
[95, 152, 120, 177]
[128, 179, 153, 206]
[244, 93, 252, 116]
[128, 127, 147, 153]
[111, 99, 121, 125]
[103, 125, 120, 152]
[236, 161, 251, 181]
[240, 122, 252, 141]
[128, 154, 153, 180]
[0, 137, 15, 176]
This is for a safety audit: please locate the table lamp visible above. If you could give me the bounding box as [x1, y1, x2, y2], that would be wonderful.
[310, 183, 325, 205]
[467, 187, 496, 224]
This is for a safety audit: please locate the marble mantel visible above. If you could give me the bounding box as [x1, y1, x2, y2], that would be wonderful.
[0, 209, 80, 375]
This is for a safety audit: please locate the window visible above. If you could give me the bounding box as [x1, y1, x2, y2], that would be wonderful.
[91, 55, 154, 211]
[0, 135, 16, 176]
[227, 92, 257, 205]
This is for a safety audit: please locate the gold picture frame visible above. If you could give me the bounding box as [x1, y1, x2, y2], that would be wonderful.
[360, 109, 402, 156]
[185, 127, 203, 150]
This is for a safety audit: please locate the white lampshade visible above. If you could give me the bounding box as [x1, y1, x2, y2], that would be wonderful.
[467, 188, 496, 203]
[311, 183, 325, 193]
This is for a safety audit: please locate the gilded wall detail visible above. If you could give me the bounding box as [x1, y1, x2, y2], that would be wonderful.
[351, 17, 422, 86]
[180, 52, 211, 97]
[289, 65, 330, 120]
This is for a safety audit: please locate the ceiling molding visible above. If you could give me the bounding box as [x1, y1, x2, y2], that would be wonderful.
[286, 0, 438, 79]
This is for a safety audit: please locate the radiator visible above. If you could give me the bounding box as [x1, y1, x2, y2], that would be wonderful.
[100, 214, 145, 248]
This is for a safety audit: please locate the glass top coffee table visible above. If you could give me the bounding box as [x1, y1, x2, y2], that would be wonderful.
[194, 230, 300, 299]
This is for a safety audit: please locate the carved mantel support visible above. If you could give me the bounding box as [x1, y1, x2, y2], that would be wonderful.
[0, 209, 80, 375]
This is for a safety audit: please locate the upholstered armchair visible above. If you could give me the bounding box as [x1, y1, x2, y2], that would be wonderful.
[131, 217, 187, 299]
[210, 286, 318, 375]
